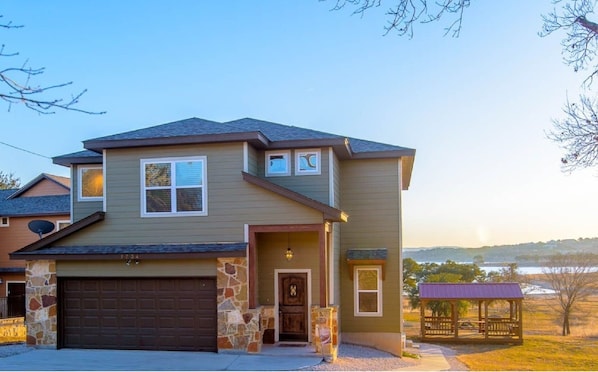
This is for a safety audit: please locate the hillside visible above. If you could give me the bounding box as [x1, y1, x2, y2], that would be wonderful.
[403, 237, 598, 265]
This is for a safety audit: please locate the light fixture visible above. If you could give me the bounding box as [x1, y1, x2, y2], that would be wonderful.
[126, 259, 131, 266]
[285, 247, 294, 261]
[0, 277, 3, 284]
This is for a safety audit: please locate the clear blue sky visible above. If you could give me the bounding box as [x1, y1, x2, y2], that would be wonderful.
[1, 1, 596, 248]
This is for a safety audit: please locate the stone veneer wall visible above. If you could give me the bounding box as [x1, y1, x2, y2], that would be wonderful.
[312, 305, 339, 362]
[216, 257, 262, 353]
[25, 260, 57, 347]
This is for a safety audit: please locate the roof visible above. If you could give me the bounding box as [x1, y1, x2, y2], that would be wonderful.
[419, 283, 524, 300]
[0, 193, 69, 217]
[55, 117, 415, 188]
[11, 242, 247, 260]
[53, 150, 102, 167]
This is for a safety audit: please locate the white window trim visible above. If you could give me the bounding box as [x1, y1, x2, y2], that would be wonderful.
[0, 217, 9, 227]
[265, 150, 291, 177]
[77, 165, 104, 202]
[56, 220, 71, 231]
[140, 156, 207, 218]
[295, 148, 321, 175]
[354, 265, 383, 317]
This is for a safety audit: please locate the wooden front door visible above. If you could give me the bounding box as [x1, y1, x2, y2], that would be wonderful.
[278, 273, 308, 342]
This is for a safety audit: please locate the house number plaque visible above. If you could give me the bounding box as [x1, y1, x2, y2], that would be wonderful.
[120, 254, 141, 259]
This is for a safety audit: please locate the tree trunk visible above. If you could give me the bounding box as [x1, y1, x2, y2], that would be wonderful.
[562, 312, 571, 336]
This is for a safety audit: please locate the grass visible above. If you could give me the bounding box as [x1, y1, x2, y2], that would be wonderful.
[404, 289, 598, 371]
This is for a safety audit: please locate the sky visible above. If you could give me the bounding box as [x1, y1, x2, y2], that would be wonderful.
[1, 1, 597, 248]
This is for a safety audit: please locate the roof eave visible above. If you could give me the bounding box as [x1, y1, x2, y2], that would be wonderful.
[83, 132, 270, 152]
[53, 154, 103, 167]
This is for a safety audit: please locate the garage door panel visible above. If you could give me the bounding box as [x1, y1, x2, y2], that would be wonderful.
[60, 277, 216, 351]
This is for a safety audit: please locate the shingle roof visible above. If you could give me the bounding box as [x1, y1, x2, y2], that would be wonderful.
[346, 248, 388, 260]
[12, 242, 247, 257]
[0, 193, 69, 216]
[53, 150, 102, 166]
[419, 283, 524, 300]
[80, 117, 414, 157]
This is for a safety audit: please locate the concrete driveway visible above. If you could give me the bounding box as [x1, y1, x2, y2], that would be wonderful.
[0, 348, 325, 371]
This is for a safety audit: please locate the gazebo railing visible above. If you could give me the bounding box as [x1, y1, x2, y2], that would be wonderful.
[423, 316, 454, 335]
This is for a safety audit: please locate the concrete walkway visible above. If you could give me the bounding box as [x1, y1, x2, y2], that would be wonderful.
[398, 343, 452, 371]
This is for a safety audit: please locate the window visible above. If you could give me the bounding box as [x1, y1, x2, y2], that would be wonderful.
[78, 166, 103, 201]
[141, 156, 207, 217]
[354, 266, 382, 316]
[295, 149, 321, 175]
[265, 151, 290, 177]
[56, 220, 71, 231]
[0, 217, 9, 227]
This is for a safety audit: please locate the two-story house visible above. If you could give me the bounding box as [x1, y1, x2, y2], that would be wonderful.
[1, 174, 70, 318]
[11, 117, 415, 357]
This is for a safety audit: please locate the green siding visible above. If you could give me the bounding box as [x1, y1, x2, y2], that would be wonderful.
[57, 259, 216, 277]
[256, 148, 330, 205]
[339, 158, 402, 333]
[58, 143, 325, 247]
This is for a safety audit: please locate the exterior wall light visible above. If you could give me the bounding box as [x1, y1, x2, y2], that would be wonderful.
[285, 247, 294, 261]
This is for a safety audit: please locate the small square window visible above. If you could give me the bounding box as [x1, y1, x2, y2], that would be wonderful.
[265, 151, 290, 177]
[0, 217, 9, 227]
[354, 266, 383, 317]
[78, 166, 103, 201]
[295, 149, 321, 175]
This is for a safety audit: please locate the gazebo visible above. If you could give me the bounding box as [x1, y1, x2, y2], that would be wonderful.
[418, 283, 523, 344]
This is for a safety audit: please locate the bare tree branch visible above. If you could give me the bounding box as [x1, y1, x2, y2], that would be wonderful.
[326, 0, 470, 38]
[547, 94, 598, 172]
[0, 14, 105, 115]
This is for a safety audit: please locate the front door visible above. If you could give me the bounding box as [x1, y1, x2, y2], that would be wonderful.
[278, 272, 308, 342]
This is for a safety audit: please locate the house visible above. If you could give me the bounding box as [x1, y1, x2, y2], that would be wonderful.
[0, 174, 70, 318]
[10, 117, 415, 356]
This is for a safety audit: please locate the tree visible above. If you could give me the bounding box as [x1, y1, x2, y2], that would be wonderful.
[325, 0, 598, 171]
[1, 14, 104, 114]
[542, 252, 598, 336]
[488, 263, 520, 283]
[403, 259, 485, 316]
[0, 171, 20, 189]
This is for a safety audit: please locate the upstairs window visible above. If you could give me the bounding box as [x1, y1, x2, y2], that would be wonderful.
[354, 266, 383, 317]
[265, 151, 290, 177]
[0, 217, 9, 227]
[78, 166, 103, 201]
[295, 149, 321, 175]
[141, 156, 207, 217]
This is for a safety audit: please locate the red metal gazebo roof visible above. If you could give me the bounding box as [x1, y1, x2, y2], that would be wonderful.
[419, 283, 524, 300]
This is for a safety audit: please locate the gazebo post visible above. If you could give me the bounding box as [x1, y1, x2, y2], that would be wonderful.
[484, 300, 489, 341]
[452, 301, 458, 339]
[420, 299, 426, 339]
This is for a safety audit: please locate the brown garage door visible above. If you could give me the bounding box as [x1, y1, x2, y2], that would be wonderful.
[59, 277, 217, 351]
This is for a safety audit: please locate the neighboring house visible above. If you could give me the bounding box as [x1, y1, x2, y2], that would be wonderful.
[0, 174, 70, 318]
[11, 117, 415, 356]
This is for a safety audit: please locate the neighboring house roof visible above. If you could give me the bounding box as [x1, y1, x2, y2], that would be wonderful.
[0, 192, 70, 217]
[55, 117, 416, 189]
[419, 283, 524, 300]
[8, 173, 70, 199]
